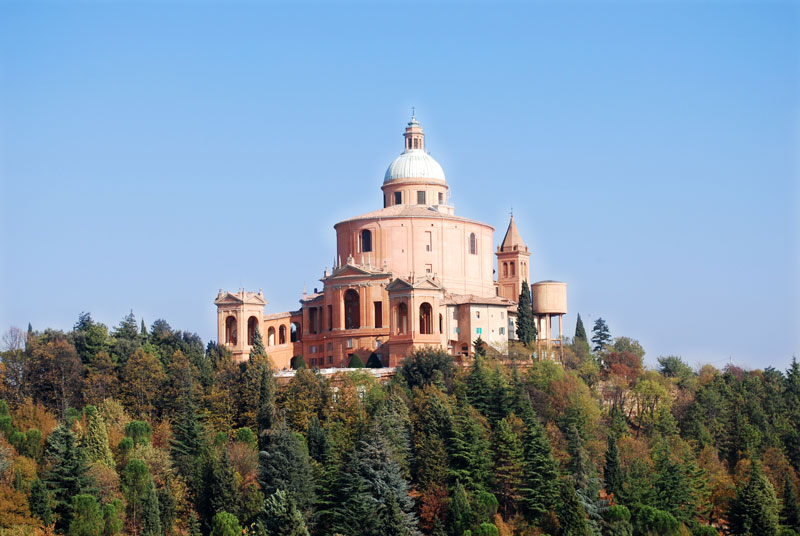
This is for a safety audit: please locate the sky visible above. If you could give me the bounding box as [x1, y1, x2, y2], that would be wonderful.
[1, 1, 798, 371]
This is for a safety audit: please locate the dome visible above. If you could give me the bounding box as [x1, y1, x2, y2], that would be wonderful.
[384, 149, 446, 183]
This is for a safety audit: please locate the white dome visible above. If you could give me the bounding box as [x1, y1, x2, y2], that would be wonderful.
[384, 149, 446, 183]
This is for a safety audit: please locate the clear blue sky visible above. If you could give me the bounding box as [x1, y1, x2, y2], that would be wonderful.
[1, 1, 797, 371]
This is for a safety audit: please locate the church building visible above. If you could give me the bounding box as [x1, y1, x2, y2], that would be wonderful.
[214, 116, 567, 368]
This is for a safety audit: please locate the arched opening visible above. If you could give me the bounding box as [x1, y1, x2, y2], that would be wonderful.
[247, 316, 258, 346]
[290, 322, 300, 342]
[279, 325, 287, 345]
[344, 289, 360, 330]
[225, 316, 237, 345]
[503, 262, 508, 277]
[396, 303, 408, 335]
[419, 302, 433, 335]
[439, 313, 443, 334]
[267, 327, 276, 346]
[510, 261, 515, 276]
[361, 229, 372, 253]
[469, 233, 477, 255]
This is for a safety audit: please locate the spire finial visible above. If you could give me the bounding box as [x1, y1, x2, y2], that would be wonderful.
[411, 106, 415, 118]
[510, 206, 514, 219]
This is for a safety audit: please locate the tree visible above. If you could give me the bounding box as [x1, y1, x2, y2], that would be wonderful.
[604, 433, 624, 503]
[558, 479, 590, 536]
[120, 348, 166, 419]
[400, 348, 455, 390]
[250, 327, 266, 359]
[170, 389, 206, 484]
[122, 458, 160, 536]
[519, 404, 559, 521]
[258, 423, 314, 513]
[515, 281, 536, 346]
[43, 423, 95, 532]
[447, 481, 472, 536]
[492, 417, 524, 516]
[102, 499, 124, 536]
[575, 313, 587, 342]
[781, 478, 800, 533]
[349, 354, 365, 368]
[728, 461, 779, 536]
[83, 406, 115, 468]
[260, 489, 309, 536]
[591, 318, 611, 352]
[211, 511, 242, 536]
[69, 494, 104, 536]
[29, 478, 52, 525]
[197, 450, 238, 529]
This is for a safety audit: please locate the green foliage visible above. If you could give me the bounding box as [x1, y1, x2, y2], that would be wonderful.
[349, 353, 365, 368]
[102, 499, 124, 536]
[125, 420, 153, 446]
[83, 406, 114, 467]
[259, 489, 310, 536]
[43, 423, 95, 532]
[782, 478, 800, 533]
[575, 313, 588, 342]
[28, 478, 52, 526]
[69, 494, 104, 536]
[492, 417, 524, 516]
[251, 326, 267, 359]
[366, 352, 383, 368]
[236, 427, 257, 448]
[291, 355, 307, 370]
[515, 281, 536, 346]
[448, 482, 472, 536]
[631, 505, 680, 536]
[258, 423, 314, 513]
[400, 348, 454, 390]
[604, 433, 624, 502]
[591, 317, 611, 352]
[558, 478, 590, 536]
[472, 523, 499, 536]
[728, 461, 779, 536]
[211, 511, 242, 536]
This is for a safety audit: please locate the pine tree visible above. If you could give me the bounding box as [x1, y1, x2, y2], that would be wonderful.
[591, 318, 611, 353]
[197, 449, 238, 528]
[256, 362, 276, 444]
[69, 494, 104, 536]
[515, 281, 536, 346]
[518, 400, 559, 522]
[492, 417, 525, 516]
[141, 478, 162, 536]
[170, 387, 206, 485]
[447, 482, 472, 536]
[102, 499, 124, 536]
[158, 477, 177, 536]
[466, 353, 492, 418]
[781, 478, 800, 533]
[43, 424, 95, 532]
[258, 423, 315, 513]
[306, 416, 330, 464]
[122, 458, 155, 535]
[449, 400, 491, 492]
[83, 406, 115, 468]
[728, 461, 779, 536]
[604, 433, 624, 503]
[558, 479, 590, 536]
[575, 313, 587, 342]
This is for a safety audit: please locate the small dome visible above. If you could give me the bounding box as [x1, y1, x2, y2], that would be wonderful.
[384, 149, 446, 183]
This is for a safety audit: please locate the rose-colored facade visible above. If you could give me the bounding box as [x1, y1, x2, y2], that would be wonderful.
[215, 116, 567, 368]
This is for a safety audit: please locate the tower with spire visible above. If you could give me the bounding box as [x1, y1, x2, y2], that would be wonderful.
[495, 215, 531, 301]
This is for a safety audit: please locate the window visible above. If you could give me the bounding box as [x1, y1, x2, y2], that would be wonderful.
[439, 313, 443, 334]
[327, 355, 333, 364]
[344, 289, 360, 330]
[279, 325, 287, 344]
[419, 303, 433, 334]
[438, 192, 444, 204]
[374, 301, 383, 328]
[425, 264, 432, 274]
[469, 233, 477, 254]
[326, 342, 333, 351]
[310, 345, 316, 354]
[290, 322, 300, 342]
[247, 316, 258, 345]
[501, 312, 505, 319]
[503, 262, 508, 277]
[500, 327, 505, 335]
[417, 191, 426, 205]
[267, 326, 276, 346]
[361, 229, 372, 253]
[510, 262, 515, 276]
[394, 191, 402, 205]
[346, 338, 354, 349]
[308, 308, 318, 335]
[477, 327, 482, 335]
[476, 310, 480, 319]
[225, 316, 237, 345]
[396, 303, 408, 335]
[327, 305, 333, 331]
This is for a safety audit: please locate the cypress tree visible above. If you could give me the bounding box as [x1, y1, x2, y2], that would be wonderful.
[575, 313, 587, 342]
[83, 406, 115, 468]
[348, 354, 365, 368]
[306, 416, 330, 464]
[728, 461, 779, 536]
[43, 424, 95, 532]
[250, 327, 266, 359]
[256, 360, 277, 444]
[515, 281, 536, 346]
[604, 433, 624, 503]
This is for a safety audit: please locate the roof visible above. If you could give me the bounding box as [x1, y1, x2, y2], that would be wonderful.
[499, 216, 527, 252]
[263, 311, 300, 321]
[442, 293, 515, 306]
[384, 149, 446, 183]
[335, 204, 492, 228]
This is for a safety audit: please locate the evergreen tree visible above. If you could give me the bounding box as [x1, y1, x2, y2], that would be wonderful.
[568, 425, 604, 535]
[256, 361, 277, 444]
[170, 387, 206, 484]
[515, 281, 536, 346]
[258, 423, 314, 513]
[728, 461, 779, 536]
[559, 479, 590, 536]
[447, 482, 472, 536]
[449, 400, 491, 492]
[328, 455, 377, 536]
[306, 416, 330, 464]
[782, 478, 800, 533]
[43, 423, 95, 532]
[518, 401, 559, 522]
[29, 478, 52, 526]
[604, 433, 624, 503]
[197, 449, 238, 529]
[466, 353, 492, 418]
[591, 318, 611, 352]
[492, 417, 525, 516]
[122, 459, 156, 535]
[211, 511, 242, 536]
[69, 494, 104, 536]
[349, 354, 365, 368]
[260, 489, 310, 536]
[575, 313, 587, 342]
[251, 326, 266, 359]
[141, 478, 162, 536]
[102, 499, 124, 536]
[83, 406, 115, 468]
[158, 477, 177, 536]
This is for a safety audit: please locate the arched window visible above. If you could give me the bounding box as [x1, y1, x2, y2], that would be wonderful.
[247, 316, 258, 346]
[503, 262, 508, 277]
[510, 262, 515, 276]
[469, 233, 477, 255]
[290, 322, 300, 342]
[344, 289, 360, 330]
[279, 325, 287, 345]
[419, 303, 433, 335]
[225, 316, 237, 345]
[361, 229, 372, 253]
[439, 313, 443, 334]
[267, 327, 276, 346]
[396, 303, 408, 335]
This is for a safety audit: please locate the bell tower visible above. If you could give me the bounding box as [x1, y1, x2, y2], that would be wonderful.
[496, 215, 531, 302]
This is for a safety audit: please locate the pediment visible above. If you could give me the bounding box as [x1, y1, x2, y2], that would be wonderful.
[214, 292, 267, 306]
[386, 277, 443, 292]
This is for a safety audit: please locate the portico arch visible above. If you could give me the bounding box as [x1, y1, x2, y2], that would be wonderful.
[247, 316, 258, 345]
[419, 302, 433, 334]
[225, 316, 237, 345]
[344, 289, 360, 330]
[267, 326, 276, 346]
